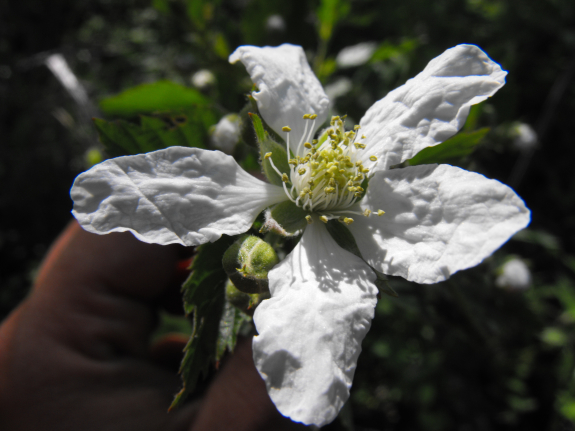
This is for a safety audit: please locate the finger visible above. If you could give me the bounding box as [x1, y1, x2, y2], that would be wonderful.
[189, 337, 309, 431]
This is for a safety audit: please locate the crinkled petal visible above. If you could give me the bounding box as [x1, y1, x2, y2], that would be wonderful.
[359, 44, 507, 171]
[253, 222, 378, 426]
[229, 44, 330, 149]
[349, 164, 530, 284]
[71, 147, 286, 246]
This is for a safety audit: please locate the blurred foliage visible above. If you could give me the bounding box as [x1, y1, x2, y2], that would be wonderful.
[2, 0, 575, 429]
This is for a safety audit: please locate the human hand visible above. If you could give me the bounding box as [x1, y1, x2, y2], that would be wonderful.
[0, 221, 307, 431]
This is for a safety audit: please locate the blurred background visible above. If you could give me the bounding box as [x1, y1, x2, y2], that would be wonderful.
[2, 0, 575, 429]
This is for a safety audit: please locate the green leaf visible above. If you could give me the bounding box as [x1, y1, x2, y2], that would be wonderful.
[316, 0, 351, 42]
[170, 236, 235, 411]
[99, 81, 210, 118]
[250, 113, 291, 187]
[94, 108, 216, 157]
[326, 220, 398, 297]
[216, 299, 251, 363]
[407, 128, 490, 166]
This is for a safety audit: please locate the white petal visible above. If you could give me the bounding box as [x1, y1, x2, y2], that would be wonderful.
[229, 44, 330, 147]
[359, 44, 507, 171]
[349, 164, 530, 284]
[252, 222, 378, 426]
[71, 147, 286, 246]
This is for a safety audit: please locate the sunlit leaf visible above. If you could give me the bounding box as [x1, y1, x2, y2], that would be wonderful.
[99, 81, 210, 118]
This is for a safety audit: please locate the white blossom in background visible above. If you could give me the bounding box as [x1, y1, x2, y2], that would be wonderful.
[496, 258, 531, 290]
[210, 114, 242, 154]
[336, 42, 377, 68]
[191, 69, 216, 89]
[70, 43, 530, 427]
[324, 76, 353, 100]
[265, 14, 286, 32]
[512, 122, 538, 151]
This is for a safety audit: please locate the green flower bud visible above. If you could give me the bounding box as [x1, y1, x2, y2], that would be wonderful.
[222, 235, 279, 294]
[225, 280, 270, 316]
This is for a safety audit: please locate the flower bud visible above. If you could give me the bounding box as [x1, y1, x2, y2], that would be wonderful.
[222, 235, 279, 294]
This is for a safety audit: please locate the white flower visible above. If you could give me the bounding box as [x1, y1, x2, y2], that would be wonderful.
[210, 114, 242, 154]
[191, 69, 216, 89]
[336, 42, 377, 68]
[512, 122, 538, 151]
[70, 43, 530, 426]
[496, 258, 531, 290]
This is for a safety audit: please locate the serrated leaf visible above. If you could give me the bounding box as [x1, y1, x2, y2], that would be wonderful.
[326, 220, 398, 297]
[100, 81, 209, 118]
[94, 108, 215, 157]
[216, 299, 251, 363]
[407, 128, 490, 166]
[170, 236, 235, 411]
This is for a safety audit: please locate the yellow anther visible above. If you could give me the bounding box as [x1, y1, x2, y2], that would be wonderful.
[312, 139, 318, 144]
[324, 187, 336, 194]
[354, 175, 363, 182]
[369, 155, 378, 162]
[308, 180, 314, 187]
[282, 126, 291, 132]
[305, 215, 313, 224]
[348, 187, 356, 192]
[311, 161, 320, 169]
[302, 187, 310, 194]
[288, 159, 298, 166]
[363, 209, 372, 217]
[343, 217, 354, 225]
[354, 125, 361, 131]
[355, 161, 362, 167]
[304, 142, 312, 149]
[320, 215, 328, 223]
[282, 173, 289, 183]
[309, 114, 318, 119]
[298, 168, 306, 175]
[329, 178, 336, 187]
[264, 152, 272, 159]
[360, 167, 370, 174]
[361, 135, 366, 139]
[377, 210, 385, 216]
[303, 114, 310, 119]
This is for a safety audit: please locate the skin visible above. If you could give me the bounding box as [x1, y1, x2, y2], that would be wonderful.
[0, 221, 307, 431]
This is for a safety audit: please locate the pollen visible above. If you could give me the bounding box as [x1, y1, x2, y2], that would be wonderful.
[282, 126, 291, 132]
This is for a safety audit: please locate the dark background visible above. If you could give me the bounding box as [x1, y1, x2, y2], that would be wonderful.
[2, 0, 575, 429]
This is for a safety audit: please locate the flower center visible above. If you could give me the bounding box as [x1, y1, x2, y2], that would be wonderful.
[266, 115, 385, 225]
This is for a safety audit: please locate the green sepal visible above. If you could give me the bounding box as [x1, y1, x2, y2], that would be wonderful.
[249, 113, 291, 186]
[170, 235, 235, 411]
[99, 81, 209, 118]
[263, 200, 309, 237]
[222, 235, 278, 294]
[94, 108, 216, 157]
[325, 220, 398, 298]
[407, 128, 490, 166]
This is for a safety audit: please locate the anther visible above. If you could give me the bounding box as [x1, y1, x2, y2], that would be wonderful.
[282, 126, 291, 132]
[369, 155, 378, 162]
[306, 215, 313, 224]
[363, 209, 372, 217]
[303, 114, 310, 119]
[304, 142, 312, 149]
[309, 114, 318, 119]
[298, 168, 306, 175]
[264, 152, 272, 159]
[282, 173, 289, 183]
[354, 125, 361, 131]
[377, 210, 385, 216]
[320, 216, 328, 223]
[343, 217, 354, 225]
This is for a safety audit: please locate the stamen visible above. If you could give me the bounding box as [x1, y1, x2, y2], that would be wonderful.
[305, 215, 313, 224]
[377, 210, 385, 216]
[282, 126, 291, 132]
[264, 152, 272, 159]
[319, 215, 328, 223]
